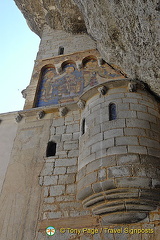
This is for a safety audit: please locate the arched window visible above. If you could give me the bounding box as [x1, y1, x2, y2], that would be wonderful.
[82, 118, 86, 135]
[46, 141, 57, 157]
[58, 46, 64, 55]
[109, 103, 117, 121]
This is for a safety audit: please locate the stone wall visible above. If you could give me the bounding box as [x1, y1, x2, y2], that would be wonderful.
[36, 25, 96, 60]
[0, 113, 17, 192]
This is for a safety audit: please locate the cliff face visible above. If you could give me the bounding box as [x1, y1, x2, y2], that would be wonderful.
[14, 0, 160, 95]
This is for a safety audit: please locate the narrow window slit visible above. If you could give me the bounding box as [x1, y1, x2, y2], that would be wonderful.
[109, 103, 117, 121]
[58, 46, 64, 55]
[82, 118, 86, 135]
[46, 141, 57, 157]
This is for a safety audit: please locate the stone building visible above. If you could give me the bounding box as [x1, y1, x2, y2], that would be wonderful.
[0, 1, 160, 240]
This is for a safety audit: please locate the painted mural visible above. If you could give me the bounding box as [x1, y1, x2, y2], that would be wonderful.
[36, 60, 124, 107]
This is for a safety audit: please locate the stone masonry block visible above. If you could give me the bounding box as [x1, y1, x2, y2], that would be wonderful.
[56, 126, 66, 134]
[145, 129, 159, 141]
[92, 179, 116, 193]
[148, 148, 160, 158]
[117, 103, 129, 111]
[125, 93, 143, 99]
[148, 107, 160, 117]
[55, 158, 77, 167]
[65, 116, 74, 124]
[44, 197, 55, 203]
[150, 123, 160, 133]
[66, 124, 79, 133]
[104, 129, 124, 139]
[106, 146, 127, 155]
[106, 93, 125, 100]
[98, 168, 107, 181]
[79, 153, 96, 169]
[77, 186, 94, 200]
[64, 141, 79, 150]
[115, 136, 139, 146]
[86, 133, 103, 147]
[101, 119, 125, 132]
[101, 155, 116, 167]
[91, 141, 102, 153]
[118, 110, 137, 119]
[95, 149, 107, 159]
[128, 146, 147, 154]
[66, 184, 76, 194]
[139, 137, 160, 149]
[58, 174, 75, 184]
[116, 177, 152, 189]
[67, 166, 78, 173]
[43, 175, 58, 185]
[117, 154, 140, 165]
[102, 98, 123, 106]
[95, 111, 110, 124]
[59, 202, 82, 210]
[55, 195, 75, 202]
[78, 171, 97, 191]
[61, 134, 72, 141]
[43, 204, 57, 211]
[108, 166, 132, 178]
[86, 159, 101, 174]
[126, 119, 150, 129]
[130, 103, 147, 112]
[41, 163, 54, 176]
[77, 167, 86, 181]
[124, 128, 146, 136]
[67, 150, 79, 157]
[138, 100, 156, 109]
[52, 118, 64, 127]
[90, 124, 101, 137]
[137, 112, 157, 123]
[123, 98, 138, 103]
[72, 132, 80, 140]
[48, 212, 62, 219]
[50, 185, 65, 196]
[54, 167, 66, 175]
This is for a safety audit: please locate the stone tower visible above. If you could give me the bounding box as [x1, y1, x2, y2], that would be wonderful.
[0, 5, 160, 240]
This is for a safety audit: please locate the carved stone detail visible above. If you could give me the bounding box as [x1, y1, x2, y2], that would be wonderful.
[128, 82, 137, 92]
[98, 58, 104, 66]
[77, 100, 86, 109]
[37, 110, 45, 119]
[21, 88, 28, 99]
[98, 86, 107, 95]
[59, 107, 68, 117]
[15, 114, 23, 123]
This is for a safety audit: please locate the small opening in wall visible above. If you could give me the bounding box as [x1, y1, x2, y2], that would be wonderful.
[109, 103, 117, 121]
[82, 118, 86, 135]
[58, 46, 64, 55]
[46, 141, 57, 157]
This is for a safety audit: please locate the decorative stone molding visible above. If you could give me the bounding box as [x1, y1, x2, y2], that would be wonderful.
[98, 58, 104, 66]
[128, 82, 137, 92]
[98, 86, 107, 95]
[37, 110, 45, 119]
[56, 67, 62, 74]
[59, 107, 68, 117]
[77, 100, 86, 109]
[77, 63, 83, 70]
[21, 88, 28, 99]
[15, 114, 23, 123]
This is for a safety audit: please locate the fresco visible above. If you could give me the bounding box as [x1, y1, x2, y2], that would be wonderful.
[36, 60, 124, 107]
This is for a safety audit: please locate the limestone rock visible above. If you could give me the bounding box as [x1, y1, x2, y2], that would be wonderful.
[13, 0, 160, 95]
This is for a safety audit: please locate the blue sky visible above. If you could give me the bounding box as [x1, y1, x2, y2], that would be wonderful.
[0, 1, 40, 113]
